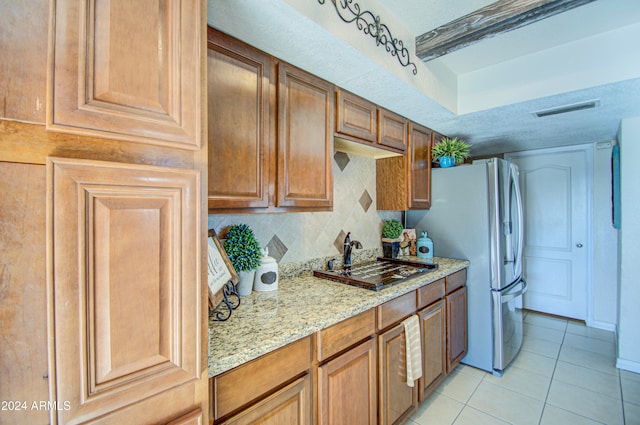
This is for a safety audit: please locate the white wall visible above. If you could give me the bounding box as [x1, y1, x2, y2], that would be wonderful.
[591, 143, 619, 329]
[617, 116, 640, 373]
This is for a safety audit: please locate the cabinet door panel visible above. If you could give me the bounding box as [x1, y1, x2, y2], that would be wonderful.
[207, 30, 271, 208]
[48, 157, 201, 424]
[408, 123, 432, 209]
[418, 300, 446, 401]
[318, 339, 376, 425]
[48, 0, 202, 149]
[446, 286, 468, 373]
[377, 109, 407, 151]
[378, 324, 417, 425]
[221, 376, 311, 425]
[277, 63, 333, 208]
[336, 89, 377, 143]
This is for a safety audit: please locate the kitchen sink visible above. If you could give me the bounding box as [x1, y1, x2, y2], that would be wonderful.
[313, 257, 438, 291]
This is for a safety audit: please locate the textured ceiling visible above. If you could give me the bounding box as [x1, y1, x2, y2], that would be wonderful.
[208, 0, 640, 156]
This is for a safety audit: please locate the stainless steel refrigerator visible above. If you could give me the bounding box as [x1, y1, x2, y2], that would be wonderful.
[406, 158, 527, 376]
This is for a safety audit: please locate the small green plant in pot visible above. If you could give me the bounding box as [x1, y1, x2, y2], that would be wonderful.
[224, 224, 262, 296]
[381, 219, 403, 258]
[432, 137, 471, 168]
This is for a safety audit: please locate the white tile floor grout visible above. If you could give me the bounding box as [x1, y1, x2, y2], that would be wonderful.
[408, 310, 640, 425]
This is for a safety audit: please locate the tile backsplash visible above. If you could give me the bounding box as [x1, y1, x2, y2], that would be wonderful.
[208, 152, 401, 265]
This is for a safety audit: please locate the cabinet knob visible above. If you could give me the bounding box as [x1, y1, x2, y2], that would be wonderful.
[576, 243, 583, 248]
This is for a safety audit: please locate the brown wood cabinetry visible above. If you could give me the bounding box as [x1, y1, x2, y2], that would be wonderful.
[277, 63, 334, 209]
[446, 287, 468, 373]
[206, 30, 273, 209]
[315, 310, 377, 425]
[48, 0, 202, 149]
[220, 376, 312, 425]
[378, 109, 408, 151]
[0, 162, 49, 425]
[212, 336, 312, 422]
[408, 123, 434, 209]
[376, 122, 433, 210]
[317, 338, 377, 425]
[376, 291, 418, 425]
[378, 324, 418, 425]
[445, 269, 468, 373]
[335, 89, 378, 143]
[207, 30, 333, 212]
[1, 1, 209, 423]
[417, 278, 447, 401]
[418, 300, 446, 400]
[334, 89, 409, 156]
[49, 157, 204, 424]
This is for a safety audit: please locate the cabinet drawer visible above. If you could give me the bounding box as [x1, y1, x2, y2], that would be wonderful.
[317, 309, 375, 361]
[213, 336, 312, 420]
[377, 291, 417, 330]
[446, 269, 467, 294]
[417, 279, 445, 310]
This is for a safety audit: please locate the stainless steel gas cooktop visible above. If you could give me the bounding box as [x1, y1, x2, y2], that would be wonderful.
[313, 257, 438, 291]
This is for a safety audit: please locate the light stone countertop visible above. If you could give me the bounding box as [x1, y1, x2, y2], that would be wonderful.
[208, 256, 469, 377]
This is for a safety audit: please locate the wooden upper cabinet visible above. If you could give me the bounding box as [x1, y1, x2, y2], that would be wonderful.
[207, 29, 272, 209]
[335, 89, 377, 143]
[376, 122, 433, 210]
[48, 157, 203, 424]
[408, 122, 433, 209]
[277, 63, 333, 209]
[378, 108, 408, 152]
[48, 0, 202, 149]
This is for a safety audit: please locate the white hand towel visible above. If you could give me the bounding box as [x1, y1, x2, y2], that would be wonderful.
[402, 314, 422, 387]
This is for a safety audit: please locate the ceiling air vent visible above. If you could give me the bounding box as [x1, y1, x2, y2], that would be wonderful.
[532, 100, 600, 118]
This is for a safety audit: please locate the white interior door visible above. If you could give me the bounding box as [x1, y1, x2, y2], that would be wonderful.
[507, 147, 591, 320]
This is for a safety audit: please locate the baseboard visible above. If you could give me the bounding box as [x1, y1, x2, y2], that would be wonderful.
[586, 319, 616, 332]
[616, 358, 640, 373]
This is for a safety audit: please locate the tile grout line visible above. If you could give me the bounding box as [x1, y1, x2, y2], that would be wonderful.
[536, 322, 565, 425]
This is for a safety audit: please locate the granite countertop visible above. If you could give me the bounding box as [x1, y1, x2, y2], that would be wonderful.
[207, 256, 469, 377]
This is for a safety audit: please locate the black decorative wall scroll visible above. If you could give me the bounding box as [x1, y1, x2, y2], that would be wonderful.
[318, 0, 418, 75]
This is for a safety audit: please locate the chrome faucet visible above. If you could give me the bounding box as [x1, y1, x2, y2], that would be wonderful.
[343, 232, 363, 271]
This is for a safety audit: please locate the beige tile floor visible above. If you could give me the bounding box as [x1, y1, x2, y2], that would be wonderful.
[408, 311, 640, 425]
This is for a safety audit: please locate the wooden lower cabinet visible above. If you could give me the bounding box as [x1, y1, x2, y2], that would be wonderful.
[446, 286, 468, 373]
[219, 376, 311, 425]
[378, 323, 418, 425]
[317, 338, 377, 425]
[213, 337, 312, 422]
[418, 300, 446, 401]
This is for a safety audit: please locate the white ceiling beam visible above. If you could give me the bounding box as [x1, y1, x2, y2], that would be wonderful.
[415, 0, 595, 62]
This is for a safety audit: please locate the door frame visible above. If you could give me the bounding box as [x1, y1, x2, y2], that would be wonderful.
[505, 143, 594, 325]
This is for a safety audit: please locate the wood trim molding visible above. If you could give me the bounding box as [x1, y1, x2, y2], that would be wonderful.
[416, 0, 596, 61]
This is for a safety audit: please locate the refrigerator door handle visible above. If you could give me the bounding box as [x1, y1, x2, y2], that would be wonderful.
[501, 278, 528, 303]
[511, 162, 525, 278]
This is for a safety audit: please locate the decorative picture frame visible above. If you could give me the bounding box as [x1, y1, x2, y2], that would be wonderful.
[208, 229, 240, 319]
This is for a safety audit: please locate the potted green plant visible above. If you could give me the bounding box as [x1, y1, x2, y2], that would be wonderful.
[432, 137, 471, 168]
[381, 219, 403, 258]
[224, 224, 262, 296]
